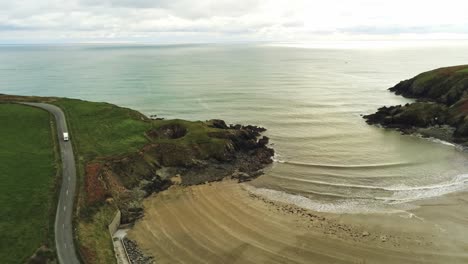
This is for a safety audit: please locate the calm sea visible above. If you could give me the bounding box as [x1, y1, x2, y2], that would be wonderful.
[2, 43, 468, 213]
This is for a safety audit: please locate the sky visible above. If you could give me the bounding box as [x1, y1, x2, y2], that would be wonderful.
[1, 0, 468, 44]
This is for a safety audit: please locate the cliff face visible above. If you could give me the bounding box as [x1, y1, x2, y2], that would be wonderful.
[364, 65, 468, 144]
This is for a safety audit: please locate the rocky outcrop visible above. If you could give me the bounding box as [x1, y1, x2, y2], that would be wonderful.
[365, 103, 449, 128]
[84, 119, 274, 223]
[364, 65, 468, 146]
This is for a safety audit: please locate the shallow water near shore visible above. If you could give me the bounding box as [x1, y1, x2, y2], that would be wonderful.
[2, 43, 468, 213]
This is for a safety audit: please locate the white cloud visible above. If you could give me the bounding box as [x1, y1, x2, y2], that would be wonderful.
[0, 0, 467, 43]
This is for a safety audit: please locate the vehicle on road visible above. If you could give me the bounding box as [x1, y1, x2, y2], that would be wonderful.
[63, 132, 69, 141]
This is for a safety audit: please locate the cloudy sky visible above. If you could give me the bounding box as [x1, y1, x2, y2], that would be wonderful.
[1, 0, 467, 44]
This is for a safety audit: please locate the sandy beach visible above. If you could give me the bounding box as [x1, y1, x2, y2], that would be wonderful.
[127, 179, 468, 264]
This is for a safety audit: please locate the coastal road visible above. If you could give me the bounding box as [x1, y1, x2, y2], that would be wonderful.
[22, 103, 80, 264]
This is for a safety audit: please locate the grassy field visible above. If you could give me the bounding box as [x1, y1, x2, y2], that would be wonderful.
[0, 103, 58, 263]
[53, 99, 151, 161]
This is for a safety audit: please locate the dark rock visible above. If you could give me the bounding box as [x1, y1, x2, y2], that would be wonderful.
[147, 124, 187, 139]
[141, 177, 172, 196]
[258, 136, 269, 147]
[230, 124, 242, 130]
[364, 65, 468, 145]
[242, 125, 267, 136]
[122, 238, 154, 264]
[364, 103, 449, 129]
[208, 119, 229, 129]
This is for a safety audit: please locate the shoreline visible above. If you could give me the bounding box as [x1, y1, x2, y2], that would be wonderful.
[126, 179, 468, 264]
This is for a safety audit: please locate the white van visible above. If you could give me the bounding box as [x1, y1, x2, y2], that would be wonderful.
[63, 132, 69, 141]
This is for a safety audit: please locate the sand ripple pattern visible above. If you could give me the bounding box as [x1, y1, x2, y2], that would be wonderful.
[127, 181, 468, 264]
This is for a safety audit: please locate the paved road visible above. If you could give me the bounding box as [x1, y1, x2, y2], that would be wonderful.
[22, 103, 80, 264]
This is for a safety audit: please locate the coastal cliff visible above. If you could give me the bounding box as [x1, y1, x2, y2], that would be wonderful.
[0, 94, 274, 264]
[364, 65, 468, 146]
[86, 119, 274, 224]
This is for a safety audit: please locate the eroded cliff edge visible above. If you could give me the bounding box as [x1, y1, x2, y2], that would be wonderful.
[364, 65, 468, 146]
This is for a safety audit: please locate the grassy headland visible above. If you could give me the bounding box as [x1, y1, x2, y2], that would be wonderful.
[0, 94, 273, 264]
[365, 65, 468, 145]
[0, 103, 58, 263]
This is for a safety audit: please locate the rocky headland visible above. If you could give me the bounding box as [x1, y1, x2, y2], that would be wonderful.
[364, 65, 468, 147]
[84, 118, 274, 224]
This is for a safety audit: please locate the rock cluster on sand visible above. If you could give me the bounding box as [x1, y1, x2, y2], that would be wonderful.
[364, 65, 468, 146]
[122, 238, 154, 264]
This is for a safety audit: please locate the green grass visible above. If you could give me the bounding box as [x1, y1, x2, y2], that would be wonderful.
[456, 68, 468, 74]
[414, 71, 438, 85]
[0, 103, 58, 263]
[413, 65, 468, 88]
[52, 99, 228, 168]
[53, 98, 151, 161]
[77, 204, 118, 264]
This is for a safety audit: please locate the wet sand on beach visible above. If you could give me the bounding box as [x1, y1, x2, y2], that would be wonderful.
[128, 180, 468, 264]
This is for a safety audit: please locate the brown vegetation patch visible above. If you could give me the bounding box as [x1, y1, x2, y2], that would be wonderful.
[458, 98, 468, 115]
[84, 163, 107, 206]
[79, 246, 97, 264]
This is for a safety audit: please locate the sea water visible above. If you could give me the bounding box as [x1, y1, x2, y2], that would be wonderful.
[2, 43, 468, 213]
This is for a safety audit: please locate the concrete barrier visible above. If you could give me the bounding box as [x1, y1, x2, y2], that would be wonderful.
[108, 210, 121, 236]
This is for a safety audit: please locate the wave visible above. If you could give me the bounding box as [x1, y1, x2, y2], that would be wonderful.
[246, 174, 468, 213]
[270, 174, 468, 193]
[272, 152, 287, 164]
[425, 137, 467, 152]
[380, 174, 468, 204]
[242, 185, 410, 214]
[428, 138, 456, 147]
[405, 132, 467, 152]
[276, 160, 413, 169]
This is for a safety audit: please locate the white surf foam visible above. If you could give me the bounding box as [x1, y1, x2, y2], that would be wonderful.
[271, 169, 468, 193]
[415, 134, 467, 152]
[244, 174, 468, 213]
[280, 160, 413, 169]
[243, 184, 411, 214]
[381, 174, 468, 204]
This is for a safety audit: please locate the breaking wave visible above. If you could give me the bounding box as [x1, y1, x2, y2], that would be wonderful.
[245, 174, 468, 213]
[277, 160, 415, 169]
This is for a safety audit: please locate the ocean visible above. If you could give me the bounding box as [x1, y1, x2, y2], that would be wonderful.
[2, 43, 468, 213]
